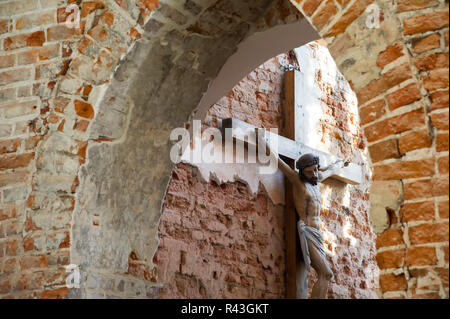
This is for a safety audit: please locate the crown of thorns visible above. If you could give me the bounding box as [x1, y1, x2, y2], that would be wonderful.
[296, 153, 320, 170]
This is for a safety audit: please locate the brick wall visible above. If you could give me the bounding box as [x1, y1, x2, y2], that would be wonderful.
[156, 47, 378, 299]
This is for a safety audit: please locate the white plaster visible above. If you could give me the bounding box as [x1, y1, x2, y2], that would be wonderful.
[180, 137, 286, 205]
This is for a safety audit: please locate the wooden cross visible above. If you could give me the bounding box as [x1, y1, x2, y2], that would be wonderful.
[221, 71, 362, 298]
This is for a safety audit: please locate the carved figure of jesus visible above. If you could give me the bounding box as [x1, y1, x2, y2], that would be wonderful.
[257, 129, 346, 299]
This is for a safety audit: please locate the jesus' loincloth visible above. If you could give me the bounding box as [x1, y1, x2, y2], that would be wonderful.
[297, 220, 326, 272]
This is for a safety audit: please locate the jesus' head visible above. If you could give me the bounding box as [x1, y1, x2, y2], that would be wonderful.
[296, 153, 320, 186]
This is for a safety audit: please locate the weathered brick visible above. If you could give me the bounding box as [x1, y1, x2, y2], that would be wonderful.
[423, 68, 449, 92]
[400, 201, 435, 222]
[406, 246, 437, 266]
[387, 83, 421, 110]
[398, 129, 432, 154]
[430, 111, 449, 131]
[379, 273, 407, 292]
[302, 0, 322, 16]
[430, 89, 449, 111]
[0, 0, 39, 16]
[369, 138, 400, 163]
[0, 68, 32, 86]
[376, 228, 404, 249]
[74, 100, 94, 119]
[409, 222, 449, 244]
[0, 153, 34, 171]
[81, 1, 105, 18]
[357, 63, 413, 105]
[377, 43, 404, 68]
[376, 249, 405, 269]
[312, 0, 337, 31]
[4, 31, 46, 51]
[0, 170, 28, 188]
[439, 201, 449, 219]
[364, 108, 426, 142]
[0, 138, 22, 154]
[0, 100, 38, 119]
[16, 12, 55, 30]
[40, 287, 68, 299]
[438, 155, 449, 174]
[47, 25, 82, 42]
[359, 99, 386, 125]
[403, 11, 449, 35]
[397, 0, 439, 12]
[0, 54, 15, 68]
[412, 33, 441, 54]
[373, 158, 435, 180]
[415, 52, 449, 72]
[325, 0, 375, 37]
[436, 132, 449, 152]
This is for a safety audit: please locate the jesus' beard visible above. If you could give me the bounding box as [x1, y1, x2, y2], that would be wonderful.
[299, 172, 319, 186]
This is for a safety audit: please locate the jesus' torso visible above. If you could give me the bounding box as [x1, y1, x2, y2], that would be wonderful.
[292, 182, 321, 230]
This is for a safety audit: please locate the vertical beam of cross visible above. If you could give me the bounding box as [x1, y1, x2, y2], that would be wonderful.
[284, 70, 297, 299]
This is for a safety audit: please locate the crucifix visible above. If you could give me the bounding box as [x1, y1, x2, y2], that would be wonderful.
[220, 71, 362, 299]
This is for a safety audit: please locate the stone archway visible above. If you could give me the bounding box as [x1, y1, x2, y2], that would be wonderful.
[68, 0, 450, 299]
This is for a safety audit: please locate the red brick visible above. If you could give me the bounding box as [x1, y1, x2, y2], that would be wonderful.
[301, 0, 322, 16]
[439, 201, 449, 219]
[81, 1, 105, 18]
[400, 201, 435, 222]
[74, 100, 94, 119]
[369, 138, 400, 162]
[438, 156, 449, 174]
[430, 89, 449, 111]
[415, 52, 449, 72]
[379, 273, 407, 292]
[376, 249, 405, 269]
[376, 228, 404, 248]
[433, 177, 449, 197]
[409, 222, 449, 244]
[398, 129, 432, 154]
[377, 43, 404, 68]
[437, 132, 449, 152]
[387, 83, 422, 110]
[312, 0, 338, 31]
[3, 31, 45, 51]
[373, 158, 435, 180]
[0, 153, 34, 171]
[0, 19, 11, 34]
[0, 280, 11, 294]
[40, 287, 68, 299]
[364, 108, 426, 142]
[423, 68, 449, 92]
[397, 0, 439, 12]
[430, 111, 449, 130]
[406, 246, 437, 266]
[412, 33, 441, 54]
[403, 11, 449, 35]
[325, 0, 375, 37]
[357, 63, 413, 105]
[359, 99, 386, 125]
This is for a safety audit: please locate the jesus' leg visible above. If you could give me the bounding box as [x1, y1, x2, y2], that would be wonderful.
[308, 240, 333, 299]
[296, 245, 308, 299]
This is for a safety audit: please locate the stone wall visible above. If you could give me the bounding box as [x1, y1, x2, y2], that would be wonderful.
[156, 46, 379, 299]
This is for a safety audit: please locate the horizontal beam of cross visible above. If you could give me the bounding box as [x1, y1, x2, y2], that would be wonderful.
[220, 118, 363, 185]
